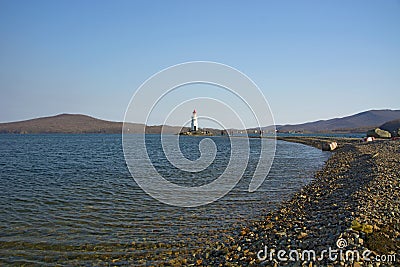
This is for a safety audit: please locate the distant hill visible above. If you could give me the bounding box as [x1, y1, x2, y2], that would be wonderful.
[0, 114, 124, 134]
[276, 109, 400, 133]
[0, 114, 186, 134]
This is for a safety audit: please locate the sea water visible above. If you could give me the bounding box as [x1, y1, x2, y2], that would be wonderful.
[0, 134, 330, 264]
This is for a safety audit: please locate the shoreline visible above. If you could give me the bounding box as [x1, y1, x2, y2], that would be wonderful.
[187, 137, 399, 266]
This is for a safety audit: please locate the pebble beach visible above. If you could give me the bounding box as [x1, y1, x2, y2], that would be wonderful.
[186, 137, 400, 266]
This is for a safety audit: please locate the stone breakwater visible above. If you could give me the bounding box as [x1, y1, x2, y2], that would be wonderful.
[187, 138, 399, 266]
[276, 136, 360, 150]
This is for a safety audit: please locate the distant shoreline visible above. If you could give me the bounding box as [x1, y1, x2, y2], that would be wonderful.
[1, 109, 399, 135]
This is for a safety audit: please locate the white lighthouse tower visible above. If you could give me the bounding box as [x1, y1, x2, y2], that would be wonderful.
[191, 109, 198, 132]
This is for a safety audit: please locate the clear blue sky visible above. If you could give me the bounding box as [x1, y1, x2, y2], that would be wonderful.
[1, 0, 399, 125]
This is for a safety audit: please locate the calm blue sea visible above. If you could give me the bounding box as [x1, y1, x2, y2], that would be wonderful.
[0, 134, 330, 265]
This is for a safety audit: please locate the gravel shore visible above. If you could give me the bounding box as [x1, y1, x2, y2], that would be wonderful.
[188, 138, 400, 266]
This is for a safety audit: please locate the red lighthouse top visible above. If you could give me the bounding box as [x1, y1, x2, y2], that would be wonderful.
[193, 109, 196, 114]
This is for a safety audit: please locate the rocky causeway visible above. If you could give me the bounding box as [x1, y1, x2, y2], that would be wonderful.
[184, 137, 400, 266]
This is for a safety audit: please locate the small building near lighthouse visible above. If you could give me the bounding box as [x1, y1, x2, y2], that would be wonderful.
[191, 109, 198, 132]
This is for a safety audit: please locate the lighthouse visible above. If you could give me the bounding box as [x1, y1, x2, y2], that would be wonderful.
[179, 109, 212, 136]
[191, 109, 198, 132]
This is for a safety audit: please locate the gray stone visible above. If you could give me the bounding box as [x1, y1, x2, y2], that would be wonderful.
[322, 142, 338, 151]
[366, 128, 391, 139]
